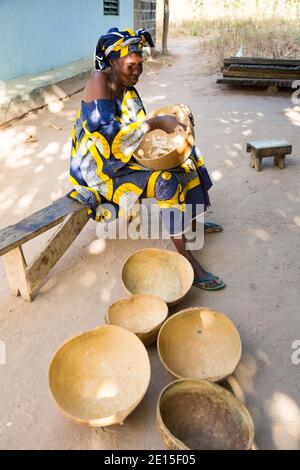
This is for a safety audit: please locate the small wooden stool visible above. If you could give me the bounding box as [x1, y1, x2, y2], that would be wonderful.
[246, 140, 293, 171]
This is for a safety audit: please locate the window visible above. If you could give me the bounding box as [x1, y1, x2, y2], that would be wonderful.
[103, 0, 119, 16]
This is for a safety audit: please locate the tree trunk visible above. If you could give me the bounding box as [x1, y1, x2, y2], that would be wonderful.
[162, 0, 169, 56]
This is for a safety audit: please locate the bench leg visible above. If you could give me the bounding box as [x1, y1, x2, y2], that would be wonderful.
[2, 246, 32, 301]
[267, 85, 278, 95]
[25, 208, 89, 300]
[250, 150, 257, 168]
[2, 208, 89, 302]
[278, 155, 286, 169]
[274, 156, 279, 166]
[250, 150, 262, 171]
[254, 156, 262, 172]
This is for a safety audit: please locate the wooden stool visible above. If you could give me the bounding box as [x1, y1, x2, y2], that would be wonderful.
[246, 140, 293, 171]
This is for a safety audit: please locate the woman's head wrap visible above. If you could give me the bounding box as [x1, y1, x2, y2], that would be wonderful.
[95, 27, 154, 71]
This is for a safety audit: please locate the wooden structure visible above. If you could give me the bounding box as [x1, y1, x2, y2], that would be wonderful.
[217, 57, 300, 90]
[246, 140, 293, 171]
[0, 196, 89, 301]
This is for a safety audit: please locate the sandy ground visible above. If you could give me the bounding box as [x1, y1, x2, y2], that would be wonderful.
[0, 37, 300, 450]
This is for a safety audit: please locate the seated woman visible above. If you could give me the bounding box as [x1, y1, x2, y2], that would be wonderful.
[69, 27, 225, 290]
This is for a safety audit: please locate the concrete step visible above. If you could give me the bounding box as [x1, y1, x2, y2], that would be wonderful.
[0, 57, 93, 127]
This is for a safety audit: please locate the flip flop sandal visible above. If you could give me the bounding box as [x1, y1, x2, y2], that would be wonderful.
[193, 272, 226, 291]
[204, 222, 223, 233]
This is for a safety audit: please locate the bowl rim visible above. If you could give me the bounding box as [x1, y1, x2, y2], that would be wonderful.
[48, 324, 151, 425]
[121, 247, 194, 305]
[133, 104, 195, 167]
[106, 294, 169, 334]
[156, 378, 255, 450]
[157, 306, 242, 381]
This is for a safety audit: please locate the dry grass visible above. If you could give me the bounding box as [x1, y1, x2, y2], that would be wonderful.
[195, 17, 300, 73]
[156, 0, 300, 73]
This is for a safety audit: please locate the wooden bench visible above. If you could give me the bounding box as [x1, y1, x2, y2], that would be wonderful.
[246, 140, 293, 171]
[0, 196, 89, 301]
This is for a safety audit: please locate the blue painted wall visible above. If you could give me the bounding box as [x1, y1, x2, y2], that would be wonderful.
[0, 0, 134, 81]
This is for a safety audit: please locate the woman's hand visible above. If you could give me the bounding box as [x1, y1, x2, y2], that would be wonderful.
[145, 115, 187, 134]
[158, 115, 187, 134]
[178, 104, 195, 127]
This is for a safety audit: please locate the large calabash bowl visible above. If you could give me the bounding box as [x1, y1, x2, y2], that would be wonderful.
[157, 379, 254, 450]
[157, 307, 242, 381]
[134, 104, 195, 171]
[121, 248, 194, 306]
[106, 295, 168, 345]
[48, 325, 151, 426]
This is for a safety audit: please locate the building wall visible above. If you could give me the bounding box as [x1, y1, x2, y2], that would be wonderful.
[134, 0, 157, 44]
[0, 0, 134, 81]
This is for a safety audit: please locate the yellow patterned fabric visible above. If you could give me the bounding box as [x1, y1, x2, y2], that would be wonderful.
[68, 85, 213, 234]
[94, 27, 155, 71]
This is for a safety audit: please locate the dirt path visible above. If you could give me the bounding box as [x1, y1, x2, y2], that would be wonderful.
[0, 37, 300, 450]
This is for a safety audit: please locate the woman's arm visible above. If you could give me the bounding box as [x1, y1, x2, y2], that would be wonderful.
[80, 74, 148, 164]
[144, 115, 186, 134]
[83, 73, 186, 134]
[83, 71, 112, 102]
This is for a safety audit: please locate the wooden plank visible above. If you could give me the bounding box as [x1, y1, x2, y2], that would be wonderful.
[223, 68, 300, 80]
[226, 64, 300, 73]
[2, 246, 32, 300]
[25, 208, 89, 298]
[224, 57, 300, 67]
[0, 195, 84, 257]
[258, 148, 290, 158]
[216, 76, 294, 88]
[246, 140, 292, 157]
[247, 140, 291, 150]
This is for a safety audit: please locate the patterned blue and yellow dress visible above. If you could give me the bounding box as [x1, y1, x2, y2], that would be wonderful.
[69, 86, 213, 235]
